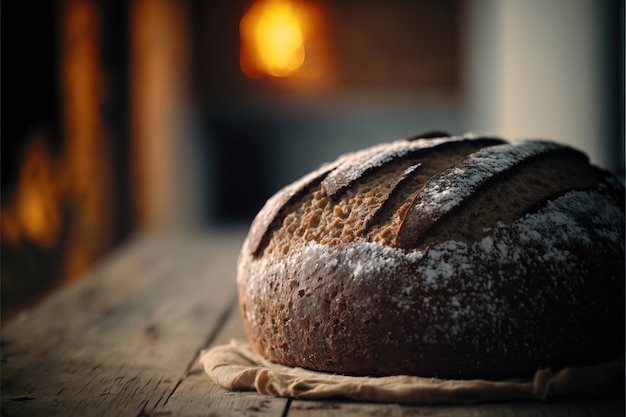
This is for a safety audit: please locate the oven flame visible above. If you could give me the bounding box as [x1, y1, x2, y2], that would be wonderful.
[1, 137, 61, 249]
[240, 0, 307, 78]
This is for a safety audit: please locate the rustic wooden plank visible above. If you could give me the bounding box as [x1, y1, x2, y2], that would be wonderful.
[1, 231, 246, 417]
[157, 304, 289, 416]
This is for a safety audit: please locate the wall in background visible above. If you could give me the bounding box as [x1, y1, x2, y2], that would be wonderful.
[467, 0, 623, 172]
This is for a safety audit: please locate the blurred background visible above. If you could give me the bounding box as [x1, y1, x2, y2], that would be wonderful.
[1, 0, 623, 317]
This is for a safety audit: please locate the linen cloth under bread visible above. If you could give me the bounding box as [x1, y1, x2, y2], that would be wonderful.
[200, 340, 623, 404]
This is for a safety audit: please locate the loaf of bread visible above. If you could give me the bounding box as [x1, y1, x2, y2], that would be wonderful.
[237, 133, 625, 379]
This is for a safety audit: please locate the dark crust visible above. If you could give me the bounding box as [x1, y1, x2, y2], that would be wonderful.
[246, 161, 339, 256]
[356, 163, 421, 237]
[238, 135, 626, 378]
[238, 177, 625, 378]
[248, 135, 506, 256]
[406, 130, 452, 140]
[395, 142, 589, 249]
[320, 136, 506, 198]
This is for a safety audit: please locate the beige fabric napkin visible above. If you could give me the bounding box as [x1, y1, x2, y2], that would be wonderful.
[199, 340, 623, 404]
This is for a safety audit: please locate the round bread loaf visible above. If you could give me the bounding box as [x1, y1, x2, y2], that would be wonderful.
[237, 133, 625, 379]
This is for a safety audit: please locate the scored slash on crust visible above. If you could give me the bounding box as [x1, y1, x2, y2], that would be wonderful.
[247, 133, 505, 256]
[394, 141, 590, 249]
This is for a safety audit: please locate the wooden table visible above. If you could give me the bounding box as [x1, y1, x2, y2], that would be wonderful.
[1, 231, 623, 416]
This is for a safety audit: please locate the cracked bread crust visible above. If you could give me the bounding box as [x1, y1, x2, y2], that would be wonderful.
[237, 133, 625, 378]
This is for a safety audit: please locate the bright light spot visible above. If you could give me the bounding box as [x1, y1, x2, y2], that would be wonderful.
[241, 0, 306, 77]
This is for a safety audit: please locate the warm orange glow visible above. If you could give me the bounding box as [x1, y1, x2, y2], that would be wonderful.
[1, 0, 111, 263]
[0, 137, 61, 249]
[1, 0, 127, 315]
[131, 0, 194, 230]
[240, 0, 328, 79]
[241, 0, 304, 77]
[61, 0, 112, 281]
